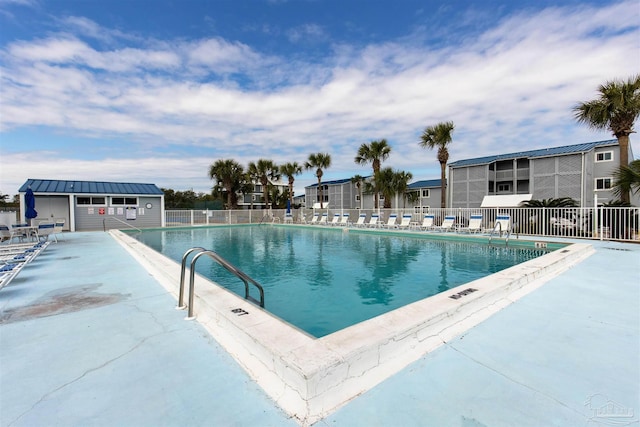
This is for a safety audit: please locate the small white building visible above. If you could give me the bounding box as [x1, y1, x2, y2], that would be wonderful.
[18, 179, 165, 232]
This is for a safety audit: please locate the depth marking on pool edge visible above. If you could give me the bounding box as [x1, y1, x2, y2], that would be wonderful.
[449, 288, 478, 300]
[231, 308, 250, 316]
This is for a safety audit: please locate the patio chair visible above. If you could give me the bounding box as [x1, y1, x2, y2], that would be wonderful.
[493, 214, 511, 237]
[398, 214, 413, 229]
[381, 214, 398, 228]
[337, 213, 350, 226]
[329, 213, 341, 226]
[411, 214, 435, 231]
[352, 213, 367, 227]
[459, 214, 484, 233]
[36, 222, 56, 242]
[0, 262, 26, 290]
[53, 219, 66, 241]
[284, 213, 294, 223]
[366, 214, 380, 228]
[306, 213, 320, 224]
[433, 215, 456, 232]
[318, 213, 329, 225]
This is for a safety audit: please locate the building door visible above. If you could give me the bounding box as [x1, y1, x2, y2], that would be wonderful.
[34, 196, 70, 230]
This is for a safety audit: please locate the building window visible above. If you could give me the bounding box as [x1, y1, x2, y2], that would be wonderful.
[497, 183, 511, 192]
[596, 151, 613, 162]
[355, 195, 361, 202]
[111, 197, 138, 205]
[421, 189, 430, 198]
[76, 196, 106, 205]
[595, 177, 613, 190]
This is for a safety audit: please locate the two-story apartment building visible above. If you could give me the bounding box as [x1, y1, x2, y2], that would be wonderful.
[406, 179, 444, 212]
[237, 180, 288, 209]
[447, 139, 634, 208]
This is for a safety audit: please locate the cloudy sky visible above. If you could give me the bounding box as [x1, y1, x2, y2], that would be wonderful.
[0, 0, 638, 197]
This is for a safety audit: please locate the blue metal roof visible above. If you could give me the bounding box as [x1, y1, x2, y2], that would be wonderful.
[408, 179, 442, 189]
[448, 139, 618, 168]
[19, 179, 164, 195]
[307, 176, 372, 188]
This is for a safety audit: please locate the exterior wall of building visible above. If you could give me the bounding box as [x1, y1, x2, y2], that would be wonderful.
[74, 195, 163, 231]
[450, 165, 487, 208]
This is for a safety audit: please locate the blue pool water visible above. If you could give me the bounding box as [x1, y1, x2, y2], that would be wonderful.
[134, 225, 551, 337]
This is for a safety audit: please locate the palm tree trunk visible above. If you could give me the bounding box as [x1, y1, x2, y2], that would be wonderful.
[440, 162, 447, 208]
[618, 134, 630, 204]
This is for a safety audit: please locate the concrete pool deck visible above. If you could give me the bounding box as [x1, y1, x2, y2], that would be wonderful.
[0, 231, 638, 426]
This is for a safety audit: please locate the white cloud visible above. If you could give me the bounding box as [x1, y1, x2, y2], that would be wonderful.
[0, 1, 639, 196]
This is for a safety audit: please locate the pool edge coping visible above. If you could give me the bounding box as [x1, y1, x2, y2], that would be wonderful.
[110, 228, 595, 426]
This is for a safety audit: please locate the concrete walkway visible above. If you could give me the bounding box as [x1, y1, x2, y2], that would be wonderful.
[1, 231, 638, 426]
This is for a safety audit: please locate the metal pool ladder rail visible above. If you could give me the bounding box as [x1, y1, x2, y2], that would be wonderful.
[488, 220, 511, 246]
[178, 247, 265, 319]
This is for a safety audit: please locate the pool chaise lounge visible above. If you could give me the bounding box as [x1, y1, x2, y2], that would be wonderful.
[459, 214, 484, 233]
[433, 215, 456, 232]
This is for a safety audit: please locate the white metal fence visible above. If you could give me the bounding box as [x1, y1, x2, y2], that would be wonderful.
[165, 207, 640, 242]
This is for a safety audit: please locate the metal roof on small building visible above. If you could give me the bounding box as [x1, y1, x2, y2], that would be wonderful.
[307, 176, 371, 188]
[408, 179, 442, 189]
[19, 179, 164, 195]
[448, 139, 617, 168]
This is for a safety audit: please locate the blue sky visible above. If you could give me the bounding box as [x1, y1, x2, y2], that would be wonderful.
[1, 0, 638, 197]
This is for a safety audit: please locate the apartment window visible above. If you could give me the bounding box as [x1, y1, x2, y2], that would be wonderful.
[355, 195, 361, 202]
[421, 189, 430, 198]
[596, 151, 613, 162]
[111, 197, 138, 205]
[497, 183, 511, 192]
[76, 196, 106, 205]
[595, 177, 613, 190]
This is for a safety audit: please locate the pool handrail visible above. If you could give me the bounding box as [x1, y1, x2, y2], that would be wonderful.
[179, 247, 265, 319]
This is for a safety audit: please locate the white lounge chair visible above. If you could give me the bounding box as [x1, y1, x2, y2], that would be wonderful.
[459, 214, 483, 233]
[398, 214, 413, 229]
[494, 214, 511, 236]
[434, 215, 456, 232]
[306, 213, 320, 224]
[284, 213, 294, 223]
[382, 214, 398, 228]
[366, 214, 380, 228]
[0, 225, 15, 243]
[329, 213, 341, 226]
[353, 214, 367, 227]
[318, 213, 328, 225]
[412, 214, 434, 231]
[337, 213, 350, 226]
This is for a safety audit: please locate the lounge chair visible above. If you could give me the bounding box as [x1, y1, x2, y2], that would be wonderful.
[328, 213, 341, 226]
[305, 213, 320, 224]
[398, 214, 413, 229]
[0, 262, 26, 290]
[494, 214, 511, 237]
[366, 214, 380, 228]
[0, 225, 15, 243]
[337, 213, 350, 226]
[352, 213, 367, 227]
[433, 215, 456, 232]
[381, 214, 398, 228]
[459, 214, 484, 233]
[318, 213, 328, 225]
[284, 213, 294, 223]
[411, 214, 434, 231]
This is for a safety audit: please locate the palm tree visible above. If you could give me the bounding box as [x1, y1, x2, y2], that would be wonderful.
[354, 139, 392, 209]
[574, 75, 640, 203]
[280, 162, 303, 209]
[612, 159, 640, 201]
[351, 174, 365, 209]
[305, 153, 331, 209]
[521, 197, 578, 207]
[393, 170, 413, 208]
[419, 121, 454, 208]
[375, 167, 396, 209]
[208, 159, 244, 209]
[248, 159, 280, 209]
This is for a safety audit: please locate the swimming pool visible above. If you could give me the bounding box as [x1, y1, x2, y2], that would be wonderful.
[133, 225, 551, 337]
[112, 226, 593, 425]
